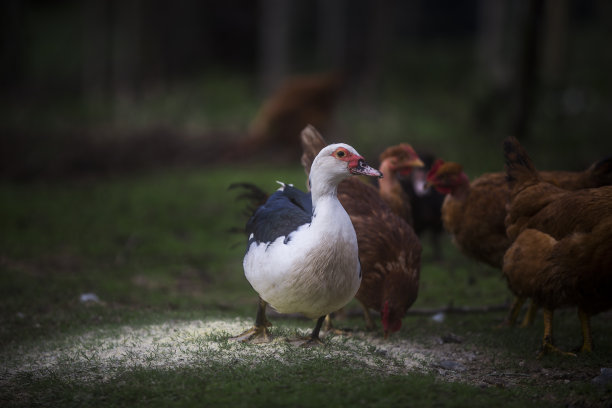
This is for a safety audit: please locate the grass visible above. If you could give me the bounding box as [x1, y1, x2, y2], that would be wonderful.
[1, 164, 611, 407]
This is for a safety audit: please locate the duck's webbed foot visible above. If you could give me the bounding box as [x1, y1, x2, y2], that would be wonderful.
[231, 297, 273, 344]
[231, 324, 273, 344]
[292, 315, 326, 348]
[300, 336, 324, 348]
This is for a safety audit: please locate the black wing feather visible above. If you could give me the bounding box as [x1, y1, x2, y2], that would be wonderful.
[246, 185, 313, 245]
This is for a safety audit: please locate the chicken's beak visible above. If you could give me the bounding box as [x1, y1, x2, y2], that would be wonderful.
[398, 158, 425, 176]
[350, 158, 383, 178]
[409, 158, 425, 168]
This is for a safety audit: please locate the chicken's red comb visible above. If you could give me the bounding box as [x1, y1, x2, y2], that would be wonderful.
[427, 159, 445, 178]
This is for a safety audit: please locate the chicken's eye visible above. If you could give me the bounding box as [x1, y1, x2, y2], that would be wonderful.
[336, 150, 346, 158]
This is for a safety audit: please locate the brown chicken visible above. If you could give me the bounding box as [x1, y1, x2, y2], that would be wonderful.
[425, 160, 509, 269]
[425, 156, 612, 326]
[503, 136, 612, 355]
[301, 126, 421, 338]
[377, 144, 424, 226]
[231, 71, 343, 160]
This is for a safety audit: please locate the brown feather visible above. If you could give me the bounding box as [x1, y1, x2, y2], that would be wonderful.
[427, 156, 612, 270]
[338, 178, 421, 324]
[502, 136, 612, 351]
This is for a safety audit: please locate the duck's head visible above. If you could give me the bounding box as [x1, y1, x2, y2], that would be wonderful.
[312, 143, 382, 183]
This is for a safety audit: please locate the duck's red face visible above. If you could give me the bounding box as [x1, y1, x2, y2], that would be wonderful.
[332, 146, 383, 178]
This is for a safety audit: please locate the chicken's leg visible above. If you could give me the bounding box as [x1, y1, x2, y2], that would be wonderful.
[538, 308, 576, 357]
[498, 297, 525, 328]
[323, 314, 333, 331]
[231, 297, 273, 343]
[323, 314, 352, 335]
[578, 308, 593, 353]
[519, 300, 538, 328]
[359, 300, 376, 331]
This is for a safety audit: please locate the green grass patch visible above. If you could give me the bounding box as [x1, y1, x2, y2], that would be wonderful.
[1, 166, 611, 407]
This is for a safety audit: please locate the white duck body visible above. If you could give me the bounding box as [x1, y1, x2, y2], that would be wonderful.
[244, 193, 360, 319]
[243, 143, 380, 319]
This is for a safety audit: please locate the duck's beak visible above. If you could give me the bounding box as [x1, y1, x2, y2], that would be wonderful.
[350, 158, 383, 178]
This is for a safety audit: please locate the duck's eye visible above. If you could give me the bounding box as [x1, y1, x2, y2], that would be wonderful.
[336, 150, 346, 158]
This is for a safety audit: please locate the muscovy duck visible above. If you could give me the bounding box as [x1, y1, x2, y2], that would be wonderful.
[232, 137, 382, 346]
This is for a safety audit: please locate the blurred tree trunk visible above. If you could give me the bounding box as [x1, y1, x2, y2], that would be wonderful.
[358, 0, 395, 101]
[111, 0, 142, 119]
[81, 0, 110, 106]
[317, 0, 347, 70]
[511, 0, 544, 140]
[1, 0, 25, 94]
[163, 0, 202, 81]
[258, 0, 292, 97]
[477, 0, 510, 89]
[541, 0, 568, 87]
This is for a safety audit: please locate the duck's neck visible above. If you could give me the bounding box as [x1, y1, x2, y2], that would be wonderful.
[309, 168, 344, 205]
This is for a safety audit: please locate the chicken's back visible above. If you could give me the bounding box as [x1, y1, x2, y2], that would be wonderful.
[504, 136, 612, 241]
[443, 153, 612, 269]
[507, 184, 612, 241]
[540, 156, 612, 190]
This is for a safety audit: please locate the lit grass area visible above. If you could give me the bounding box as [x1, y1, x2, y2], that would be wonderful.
[1, 165, 611, 407]
[2, 313, 610, 408]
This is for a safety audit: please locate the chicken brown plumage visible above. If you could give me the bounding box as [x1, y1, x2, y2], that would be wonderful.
[301, 126, 421, 338]
[425, 155, 612, 326]
[426, 157, 612, 268]
[503, 136, 612, 355]
[426, 161, 509, 269]
[231, 72, 343, 160]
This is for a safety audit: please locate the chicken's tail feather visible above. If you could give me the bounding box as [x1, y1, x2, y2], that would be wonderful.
[589, 156, 612, 186]
[504, 136, 539, 188]
[228, 182, 269, 218]
[300, 125, 327, 176]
